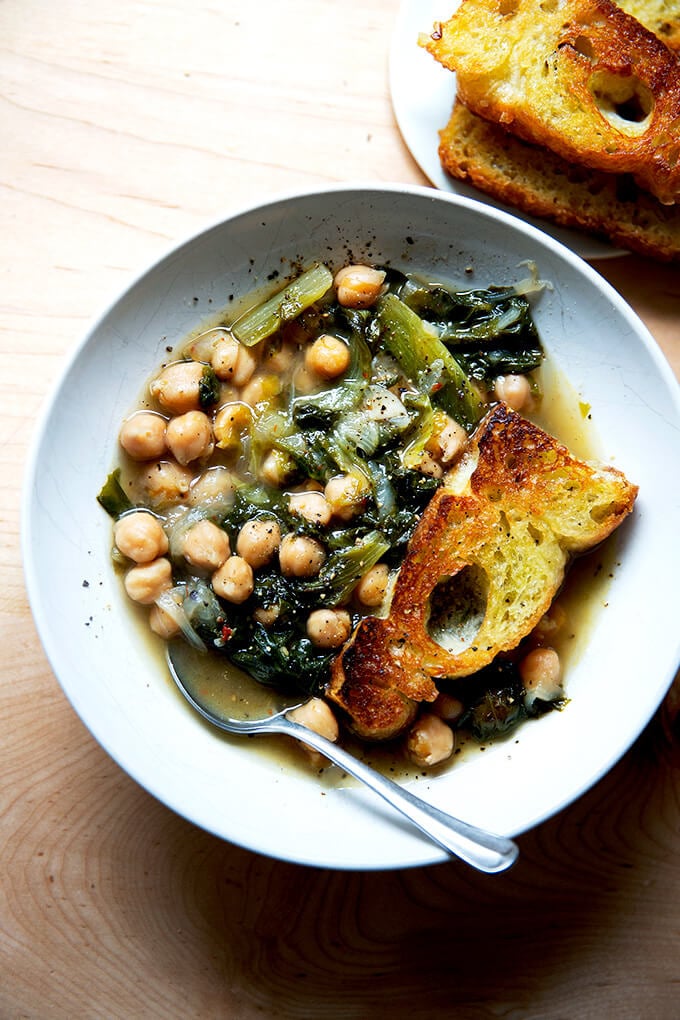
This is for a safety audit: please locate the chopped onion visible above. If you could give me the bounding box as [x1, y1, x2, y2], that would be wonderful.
[513, 261, 552, 298]
[363, 385, 410, 430]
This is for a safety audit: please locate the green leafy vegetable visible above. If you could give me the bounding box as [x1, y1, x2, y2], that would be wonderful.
[453, 661, 527, 741]
[452, 657, 563, 742]
[232, 263, 334, 347]
[302, 529, 391, 604]
[398, 277, 544, 382]
[223, 484, 291, 534]
[229, 625, 334, 695]
[96, 469, 133, 519]
[198, 365, 221, 408]
[274, 429, 340, 484]
[375, 293, 485, 430]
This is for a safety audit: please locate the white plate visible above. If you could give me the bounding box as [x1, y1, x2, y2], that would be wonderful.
[23, 184, 680, 870]
[389, 0, 624, 260]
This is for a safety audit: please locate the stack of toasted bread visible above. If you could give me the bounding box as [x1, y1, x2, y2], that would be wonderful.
[420, 0, 680, 260]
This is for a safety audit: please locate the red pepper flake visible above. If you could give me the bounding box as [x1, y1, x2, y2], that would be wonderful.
[221, 624, 233, 642]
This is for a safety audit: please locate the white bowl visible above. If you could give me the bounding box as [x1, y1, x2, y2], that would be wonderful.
[23, 184, 680, 870]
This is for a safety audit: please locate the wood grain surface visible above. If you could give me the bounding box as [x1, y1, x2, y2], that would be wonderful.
[2, 2, 679, 1017]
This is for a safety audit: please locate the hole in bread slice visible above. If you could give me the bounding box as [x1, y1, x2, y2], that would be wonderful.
[573, 34, 595, 60]
[426, 565, 489, 654]
[589, 70, 654, 135]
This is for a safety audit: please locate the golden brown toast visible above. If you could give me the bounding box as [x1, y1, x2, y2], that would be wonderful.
[439, 100, 680, 261]
[328, 405, 637, 741]
[617, 1, 680, 51]
[421, 0, 680, 204]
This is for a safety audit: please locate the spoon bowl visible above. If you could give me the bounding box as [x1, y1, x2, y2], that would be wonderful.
[166, 641, 519, 874]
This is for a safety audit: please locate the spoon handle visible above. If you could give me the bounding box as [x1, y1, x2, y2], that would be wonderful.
[269, 716, 519, 874]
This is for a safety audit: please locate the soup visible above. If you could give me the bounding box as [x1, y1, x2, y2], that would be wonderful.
[97, 260, 630, 771]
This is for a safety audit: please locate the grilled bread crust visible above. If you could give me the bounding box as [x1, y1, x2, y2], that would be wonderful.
[439, 99, 680, 261]
[328, 405, 637, 741]
[617, 0, 680, 51]
[421, 0, 680, 204]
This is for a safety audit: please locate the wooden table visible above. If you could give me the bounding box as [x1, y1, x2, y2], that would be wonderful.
[2, 2, 679, 1016]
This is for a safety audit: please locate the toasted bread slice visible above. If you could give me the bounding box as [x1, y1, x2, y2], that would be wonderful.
[439, 100, 680, 261]
[617, 1, 680, 51]
[328, 405, 637, 741]
[421, 0, 680, 204]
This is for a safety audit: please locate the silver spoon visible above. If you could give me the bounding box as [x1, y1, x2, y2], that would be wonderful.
[166, 642, 519, 874]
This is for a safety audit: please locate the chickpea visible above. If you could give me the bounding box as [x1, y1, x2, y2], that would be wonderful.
[165, 410, 214, 466]
[305, 335, 350, 380]
[288, 490, 332, 526]
[494, 373, 533, 412]
[236, 518, 281, 569]
[210, 334, 238, 379]
[213, 402, 252, 453]
[262, 339, 296, 374]
[229, 343, 258, 388]
[211, 555, 254, 604]
[133, 459, 194, 508]
[119, 411, 167, 461]
[406, 714, 455, 768]
[334, 265, 386, 309]
[432, 692, 465, 724]
[217, 381, 239, 406]
[520, 647, 563, 704]
[288, 697, 340, 766]
[324, 473, 369, 521]
[253, 604, 281, 627]
[124, 557, 173, 605]
[182, 519, 231, 572]
[149, 600, 181, 639]
[114, 511, 168, 564]
[188, 466, 236, 507]
[259, 449, 297, 488]
[288, 697, 339, 743]
[292, 364, 322, 395]
[185, 327, 224, 364]
[279, 533, 326, 578]
[306, 608, 352, 649]
[354, 563, 390, 608]
[426, 413, 468, 466]
[531, 602, 568, 646]
[240, 373, 281, 407]
[149, 361, 206, 414]
[211, 335, 258, 386]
